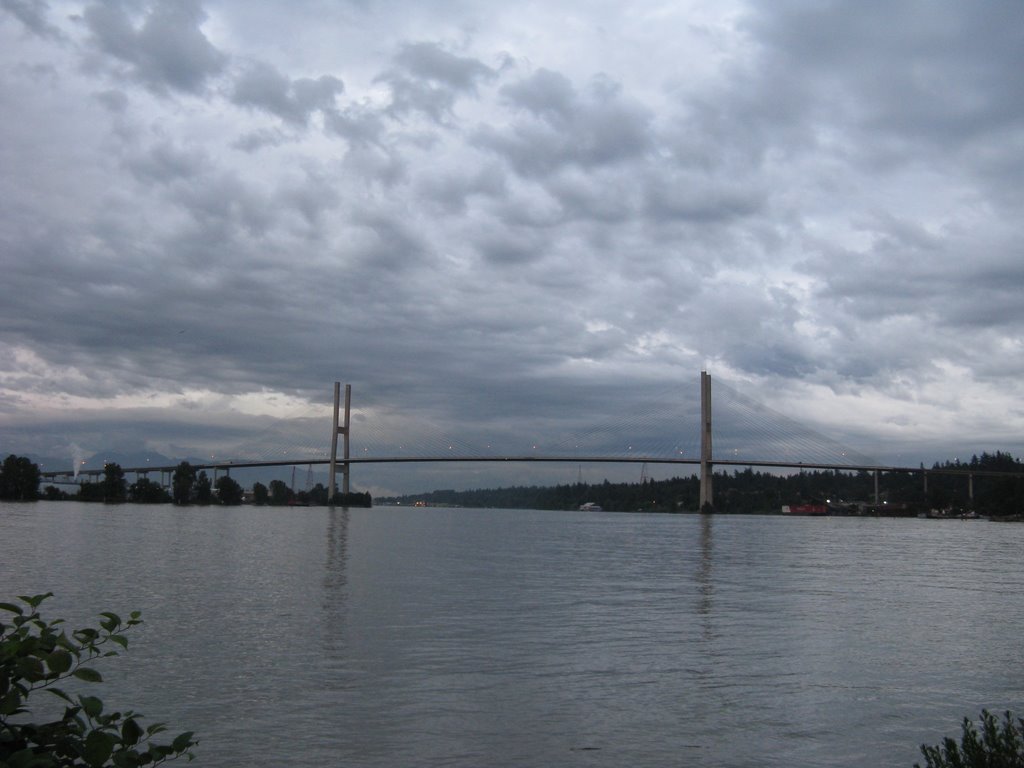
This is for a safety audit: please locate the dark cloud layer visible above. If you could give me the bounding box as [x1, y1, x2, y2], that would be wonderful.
[232, 61, 343, 125]
[82, 0, 226, 94]
[1, 0, 1022, 493]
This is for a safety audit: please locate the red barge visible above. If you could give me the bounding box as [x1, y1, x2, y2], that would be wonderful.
[781, 504, 827, 515]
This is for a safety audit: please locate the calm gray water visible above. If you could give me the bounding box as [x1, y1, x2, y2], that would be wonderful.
[1, 502, 1022, 767]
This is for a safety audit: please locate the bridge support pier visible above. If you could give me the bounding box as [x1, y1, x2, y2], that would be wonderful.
[699, 371, 714, 511]
[328, 382, 351, 503]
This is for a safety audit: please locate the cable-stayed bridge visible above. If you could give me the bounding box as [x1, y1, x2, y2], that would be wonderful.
[39, 372, 1021, 505]
[205, 376, 874, 467]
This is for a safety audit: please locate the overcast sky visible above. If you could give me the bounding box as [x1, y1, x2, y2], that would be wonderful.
[2, 0, 1022, 494]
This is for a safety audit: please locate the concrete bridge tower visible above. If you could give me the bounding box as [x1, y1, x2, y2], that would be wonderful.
[699, 370, 714, 511]
[328, 382, 351, 503]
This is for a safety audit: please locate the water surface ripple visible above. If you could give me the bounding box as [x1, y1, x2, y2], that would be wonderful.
[1, 503, 1021, 766]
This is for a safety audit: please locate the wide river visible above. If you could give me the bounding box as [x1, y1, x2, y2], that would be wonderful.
[1, 502, 1021, 766]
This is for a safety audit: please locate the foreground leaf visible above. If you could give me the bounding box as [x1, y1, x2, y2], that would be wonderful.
[84, 729, 118, 767]
[171, 731, 196, 752]
[73, 667, 103, 683]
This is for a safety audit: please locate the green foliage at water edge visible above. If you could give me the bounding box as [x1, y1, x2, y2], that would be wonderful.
[0, 593, 196, 767]
[917, 710, 1024, 768]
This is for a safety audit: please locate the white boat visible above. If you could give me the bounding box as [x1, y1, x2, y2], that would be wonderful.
[579, 502, 602, 512]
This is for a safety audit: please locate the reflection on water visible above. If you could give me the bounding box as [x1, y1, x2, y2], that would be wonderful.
[322, 507, 349, 652]
[698, 512, 714, 634]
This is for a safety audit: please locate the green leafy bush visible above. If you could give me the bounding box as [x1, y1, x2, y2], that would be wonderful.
[1, 593, 195, 767]
[917, 709, 1024, 767]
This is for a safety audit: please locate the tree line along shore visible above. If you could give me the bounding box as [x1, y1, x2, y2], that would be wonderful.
[0, 456, 370, 507]
[378, 451, 1024, 516]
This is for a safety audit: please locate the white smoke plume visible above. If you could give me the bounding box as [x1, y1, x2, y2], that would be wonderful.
[69, 442, 85, 478]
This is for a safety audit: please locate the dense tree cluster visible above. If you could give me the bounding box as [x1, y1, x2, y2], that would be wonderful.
[101, 462, 126, 503]
[0, 454, 40, 501]
[249, 479, 370, 507]
[215, 475, 245, 505]
[167, 462, 242, 506]
[928, 452, 1024, 517]
[130, 477, 171, 504]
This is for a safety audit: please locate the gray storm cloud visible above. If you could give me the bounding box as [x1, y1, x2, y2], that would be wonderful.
[1, 0, 1022, 492]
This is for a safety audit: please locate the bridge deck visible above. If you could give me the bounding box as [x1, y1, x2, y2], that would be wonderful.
[40, 455, 1024, 481]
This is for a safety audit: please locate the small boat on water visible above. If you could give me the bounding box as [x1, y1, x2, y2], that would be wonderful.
[782, 503, 827, 516]
[579, 502, 603, 512]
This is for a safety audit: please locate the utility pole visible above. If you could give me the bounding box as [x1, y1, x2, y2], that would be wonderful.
[699, 370, 714, 511]
[328, 382, 351, 503]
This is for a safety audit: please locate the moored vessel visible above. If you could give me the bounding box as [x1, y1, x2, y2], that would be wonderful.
[781, 503, 827, 515]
